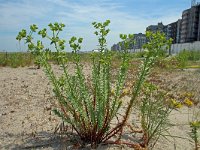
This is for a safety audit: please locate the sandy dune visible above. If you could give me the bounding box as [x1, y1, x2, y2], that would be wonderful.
[0, 65, 200, 150]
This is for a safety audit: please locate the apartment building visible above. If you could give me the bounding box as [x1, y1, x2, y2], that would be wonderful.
[111, 33, 146, 51]
[166, 21, 180, 44]
[180, 4, 200, 43]
[176, 19, 182, 43]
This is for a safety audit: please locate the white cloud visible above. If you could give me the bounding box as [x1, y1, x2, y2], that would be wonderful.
[0, 0, 184, 51]
[0, 0, 51, 31]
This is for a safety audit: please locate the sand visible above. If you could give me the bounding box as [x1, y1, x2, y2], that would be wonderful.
[0, 64, 200, 150]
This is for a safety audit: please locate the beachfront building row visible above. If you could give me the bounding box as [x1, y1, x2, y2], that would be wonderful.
[111, 1, 200, 50]
[146, 2, 200, 44]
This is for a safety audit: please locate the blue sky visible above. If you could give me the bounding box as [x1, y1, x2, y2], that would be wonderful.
[0, 0, 193, 51]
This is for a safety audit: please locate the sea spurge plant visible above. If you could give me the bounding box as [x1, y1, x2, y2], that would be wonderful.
[97, 31, 172, 148]
[190, 121, 200, 150]
[16, 24, 42, 68]
[139, 82, 174, 149]
[187, 103, 200, 150]
[123, 31, 172, 123]
[16, 21, 172, 148]
[16, 20, 132, 148]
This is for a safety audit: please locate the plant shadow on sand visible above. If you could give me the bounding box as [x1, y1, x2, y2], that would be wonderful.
[2, 131, 88, 150]
[1, 127, 145, 150]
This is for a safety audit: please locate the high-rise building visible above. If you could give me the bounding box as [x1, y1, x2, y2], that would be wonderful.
[176, 19, 182, 43]
[166, 21, 179, 44]
[180, 4, 200, 43]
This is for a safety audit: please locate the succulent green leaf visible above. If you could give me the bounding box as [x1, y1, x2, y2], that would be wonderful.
[30, 24, 38, 32]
